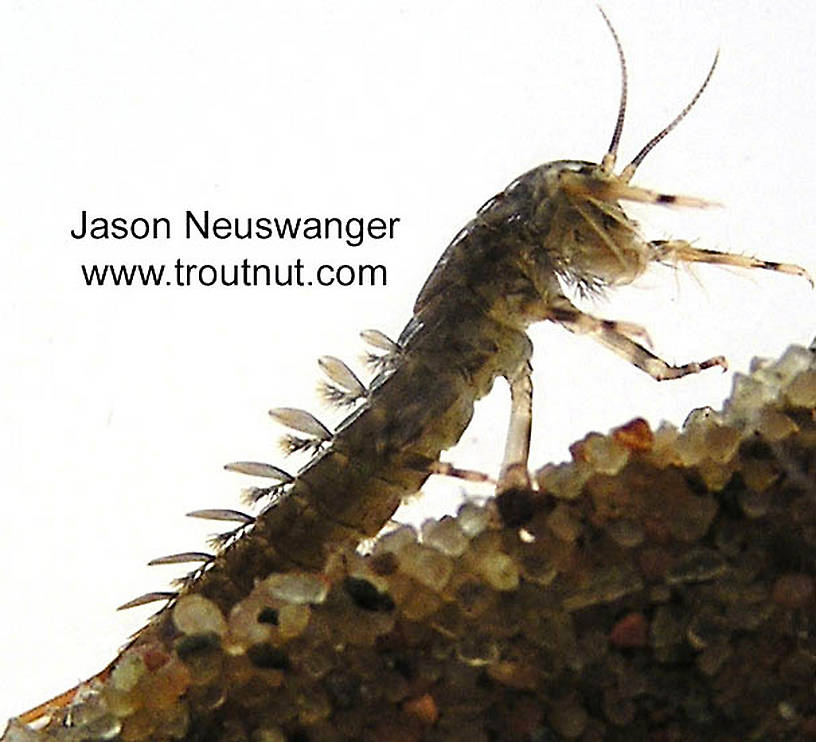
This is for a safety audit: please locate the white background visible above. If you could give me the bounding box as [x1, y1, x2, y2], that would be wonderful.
[1, 0, 814, 722]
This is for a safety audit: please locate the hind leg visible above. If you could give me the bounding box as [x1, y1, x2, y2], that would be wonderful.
[497, 362, 534, 493]
[427, 460, 495, 484]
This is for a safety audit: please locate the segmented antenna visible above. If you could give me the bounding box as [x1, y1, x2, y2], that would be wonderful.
[598, 6, 628, 174]
[621, 50, 719, 182]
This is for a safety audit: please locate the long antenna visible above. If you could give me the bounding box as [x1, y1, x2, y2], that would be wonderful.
[621, 50, 719, 182]
[598, 6, 628, 174]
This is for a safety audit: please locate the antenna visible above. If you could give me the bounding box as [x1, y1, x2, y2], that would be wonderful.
[621, 51, 719, 182]
[598, 6, 628, 174]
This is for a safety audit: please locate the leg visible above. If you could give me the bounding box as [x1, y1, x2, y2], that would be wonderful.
[549, 297, 727, 381]
[552, 298, 655, 349]
[427, 460, 495, 485]
[498, 362, 534, 493]
[399, 452, 495, 485]
[652, 239, 813, 286]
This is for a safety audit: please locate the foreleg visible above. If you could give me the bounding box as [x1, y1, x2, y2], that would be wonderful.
[652, 239, 813, 286]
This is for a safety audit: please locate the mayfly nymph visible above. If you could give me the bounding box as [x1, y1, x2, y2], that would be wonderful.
[6, 8, 811, 741]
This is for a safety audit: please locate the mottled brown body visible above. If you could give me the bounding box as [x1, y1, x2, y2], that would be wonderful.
[188, 158, 653, 607]
[183, 143, 811, 613]
[8, 9, 813, 738]
[157, 174, 546, 614]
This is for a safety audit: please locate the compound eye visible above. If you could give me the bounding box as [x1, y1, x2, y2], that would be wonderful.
[554, 161, 596, 176]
